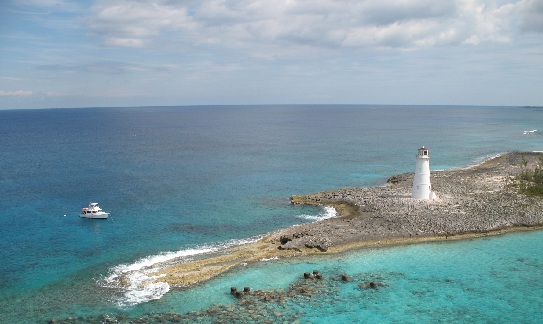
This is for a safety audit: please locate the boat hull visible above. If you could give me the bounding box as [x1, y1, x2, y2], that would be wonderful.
[80, 212, 109, 219]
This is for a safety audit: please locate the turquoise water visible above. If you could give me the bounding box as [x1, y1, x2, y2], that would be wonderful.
[0, 105, 542, 322]
[190, 230, 543, 323]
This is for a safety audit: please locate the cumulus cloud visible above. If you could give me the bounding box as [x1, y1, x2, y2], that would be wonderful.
[0, 90, 33, 97]
[86, 0, 534, 52]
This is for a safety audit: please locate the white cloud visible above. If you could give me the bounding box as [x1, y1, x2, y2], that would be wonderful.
[87, 0, 196, 48]
[86, 0, 532, 53]
[0, 90, 33, 97]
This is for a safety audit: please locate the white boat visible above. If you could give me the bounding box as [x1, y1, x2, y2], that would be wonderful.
[80, 202, 109, 219]
[523, 130, 537, 135]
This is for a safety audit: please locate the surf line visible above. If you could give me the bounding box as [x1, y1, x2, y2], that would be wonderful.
[100, 206, 337, 306]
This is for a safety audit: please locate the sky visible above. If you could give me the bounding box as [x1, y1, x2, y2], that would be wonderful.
[0, 0, 542, 109]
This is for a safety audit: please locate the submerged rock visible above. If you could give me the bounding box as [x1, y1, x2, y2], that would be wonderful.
[53, 270, 393, 323]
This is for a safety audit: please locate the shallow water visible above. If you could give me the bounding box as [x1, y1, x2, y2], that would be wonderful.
[0, 105, 541, 322]
[40, 230, 543, 323]
[140, 230, 543, 323]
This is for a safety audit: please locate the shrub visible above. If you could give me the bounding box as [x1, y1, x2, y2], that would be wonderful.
[517, 155, 543, 197]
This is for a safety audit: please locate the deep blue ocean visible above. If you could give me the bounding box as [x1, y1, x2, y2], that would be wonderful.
[0, 105, 542, 322]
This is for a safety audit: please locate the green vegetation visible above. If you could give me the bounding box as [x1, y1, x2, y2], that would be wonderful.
[518, 155, 543, 196]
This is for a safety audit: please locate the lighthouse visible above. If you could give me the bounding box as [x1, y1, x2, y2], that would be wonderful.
[412, 146, 435, 200]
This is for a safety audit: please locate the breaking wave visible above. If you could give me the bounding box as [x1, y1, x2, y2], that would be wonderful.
[99, 237, 261, 307]
[297, 206, 337, 221]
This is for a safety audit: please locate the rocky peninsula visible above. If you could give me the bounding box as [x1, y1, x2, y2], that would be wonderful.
[153, 152, 543, 287]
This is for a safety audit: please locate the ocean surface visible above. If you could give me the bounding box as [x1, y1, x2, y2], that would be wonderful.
[0, 105, 542, 322]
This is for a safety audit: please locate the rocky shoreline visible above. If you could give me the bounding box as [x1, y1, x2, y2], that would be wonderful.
[284, 152, 543, 251]
[153, 152, 543, 287]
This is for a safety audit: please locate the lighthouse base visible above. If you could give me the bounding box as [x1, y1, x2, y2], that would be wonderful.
[412, 191, 438, 200]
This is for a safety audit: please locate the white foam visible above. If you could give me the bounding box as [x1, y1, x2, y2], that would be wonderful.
[260, 256, 279, 262]
[464, 152, 507, 170]
[115, 270, 170, 307]
[297, 206, 337, 221]
[100, 236, 262, 307]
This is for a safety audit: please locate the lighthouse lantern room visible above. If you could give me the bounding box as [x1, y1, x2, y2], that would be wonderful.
[412, 146, 436, 200]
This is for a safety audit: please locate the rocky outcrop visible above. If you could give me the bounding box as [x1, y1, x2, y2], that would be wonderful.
[278, 152, 543, 252]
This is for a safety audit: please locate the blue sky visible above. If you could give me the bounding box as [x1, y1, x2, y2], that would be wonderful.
[1, 0, 542, 109]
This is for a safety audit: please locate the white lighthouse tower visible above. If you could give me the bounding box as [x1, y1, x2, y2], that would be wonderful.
[412, 146, 435, 200]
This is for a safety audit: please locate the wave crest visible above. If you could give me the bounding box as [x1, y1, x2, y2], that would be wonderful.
[99, 237, 261, 307]
[297, 206, 337, 221]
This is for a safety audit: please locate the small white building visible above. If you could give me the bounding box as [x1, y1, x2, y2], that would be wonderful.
[412, 146, 436, 200]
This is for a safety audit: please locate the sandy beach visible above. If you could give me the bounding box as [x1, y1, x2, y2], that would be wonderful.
[151, 152, 543, 287]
